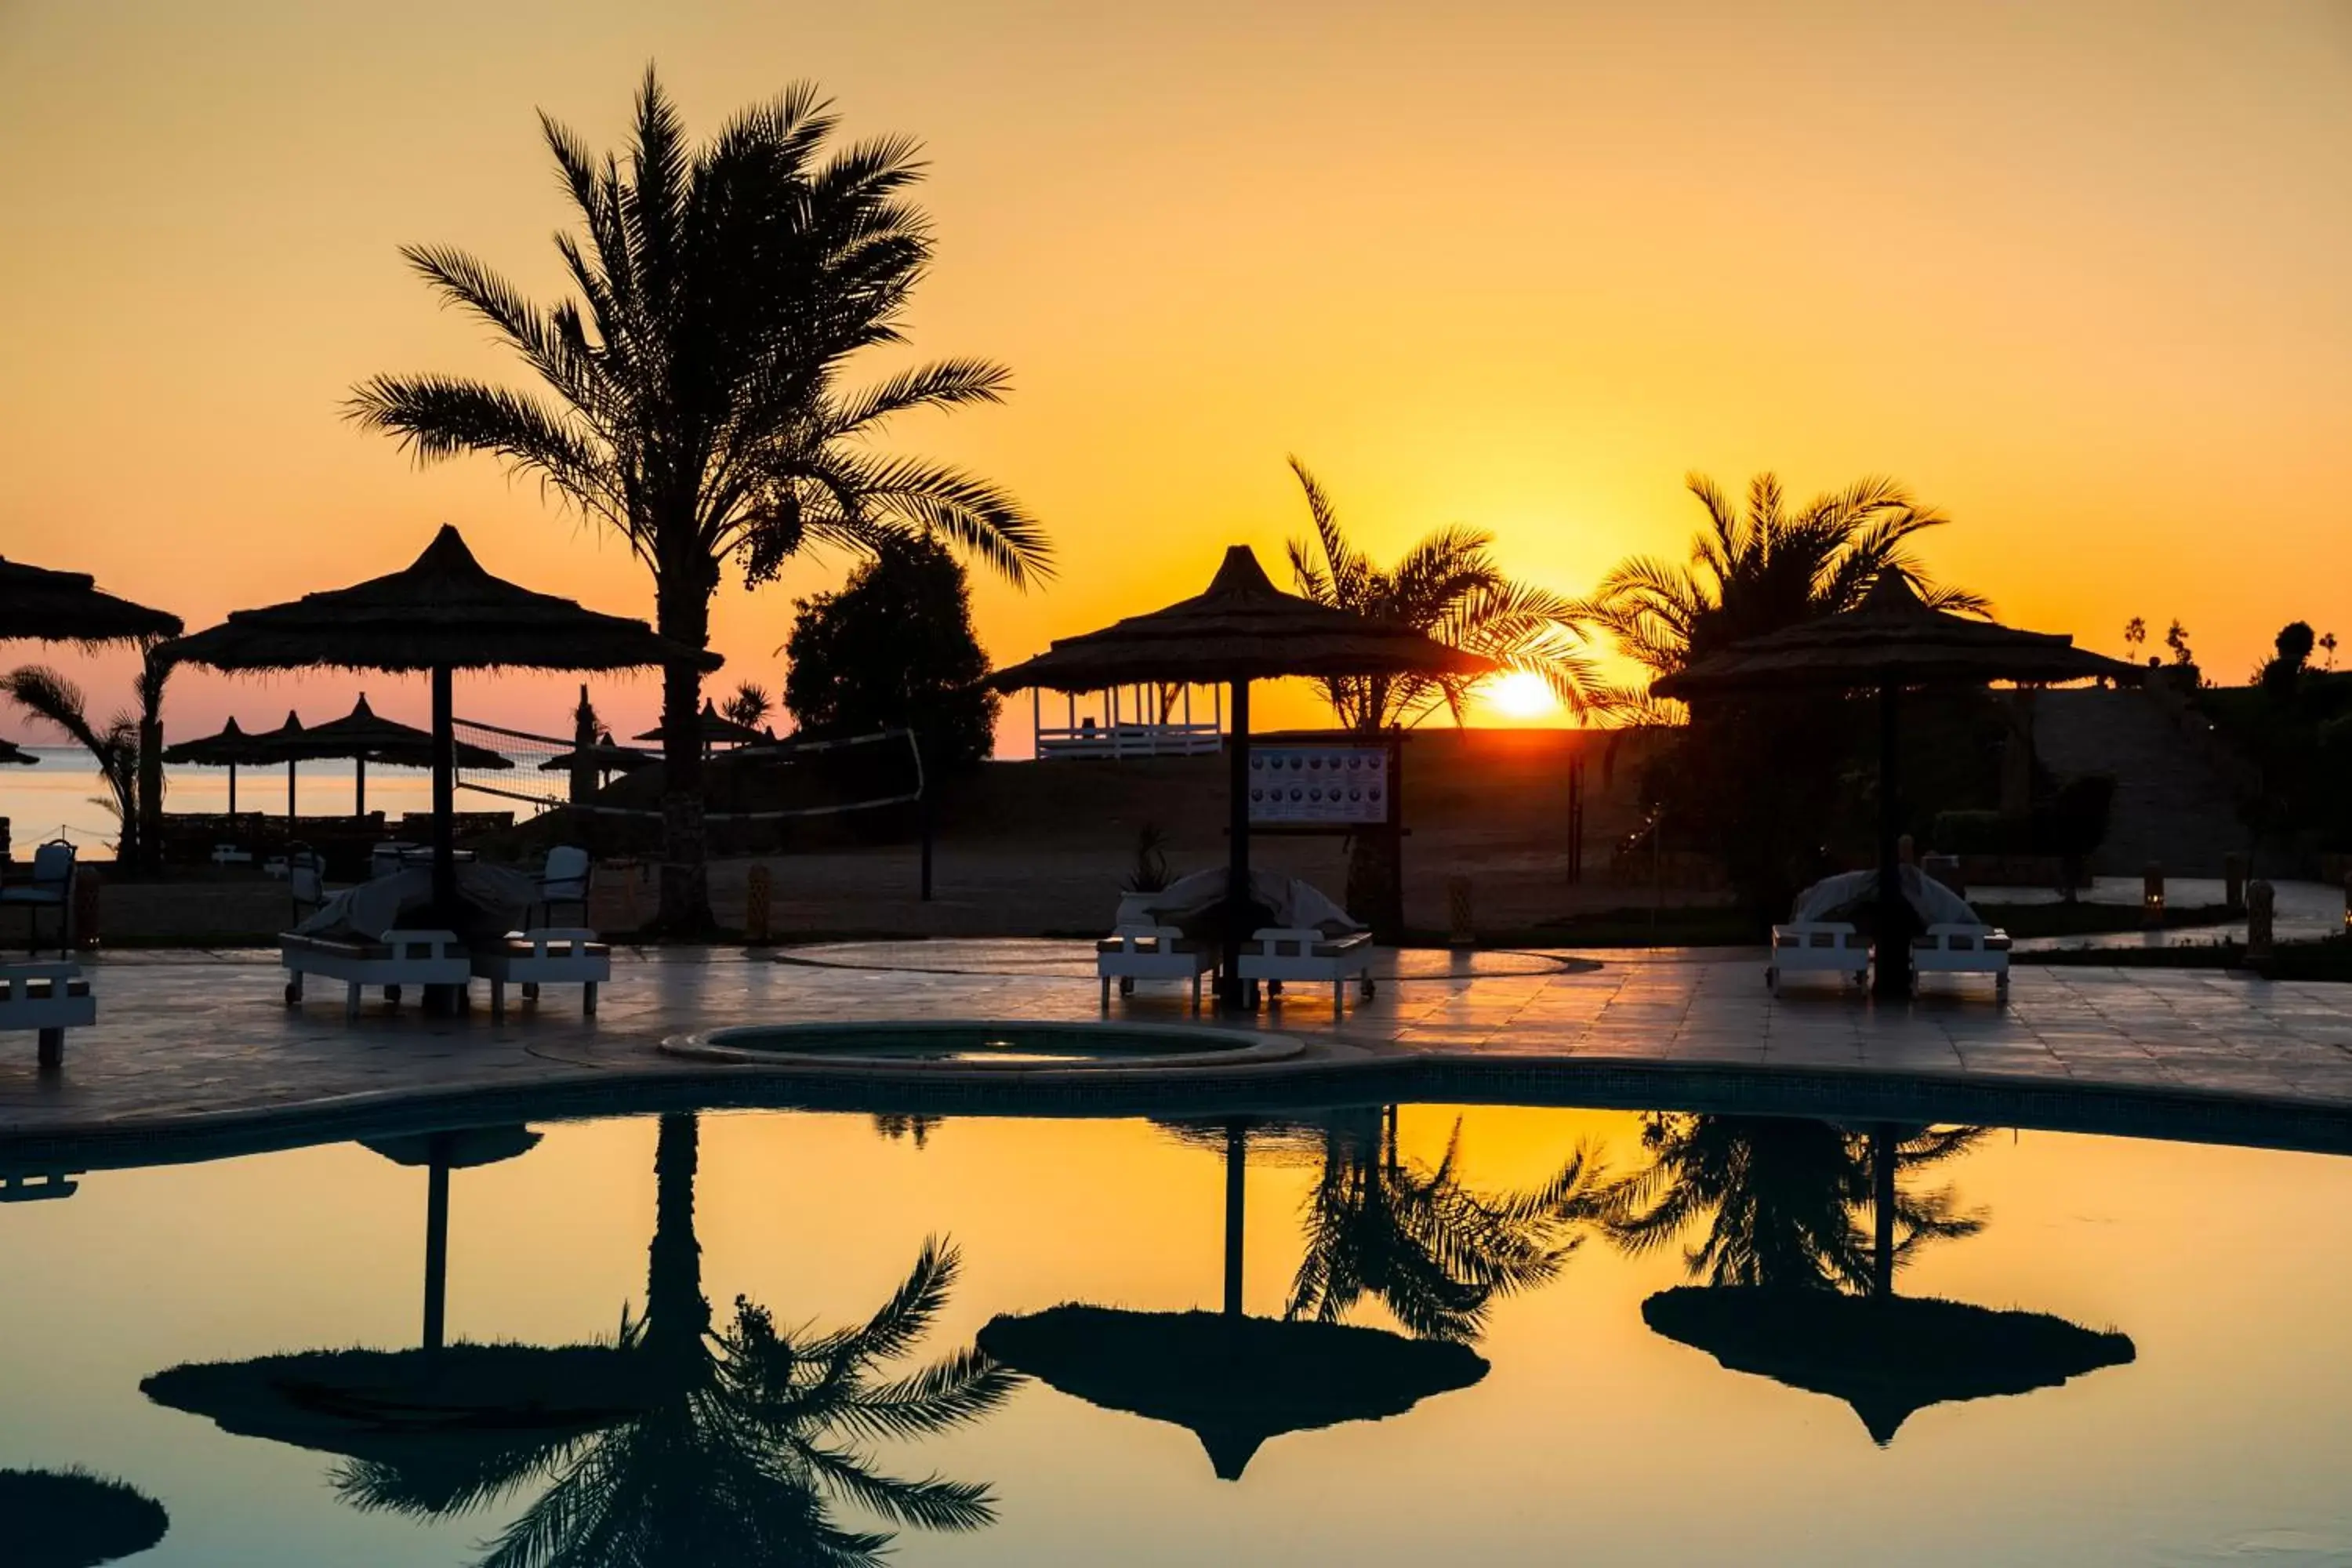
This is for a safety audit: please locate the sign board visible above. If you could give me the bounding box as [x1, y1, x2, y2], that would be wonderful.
[1247, 743, 1389, 826]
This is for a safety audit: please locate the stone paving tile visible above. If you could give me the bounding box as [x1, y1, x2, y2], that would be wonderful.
[3, 943, 2352, 1142]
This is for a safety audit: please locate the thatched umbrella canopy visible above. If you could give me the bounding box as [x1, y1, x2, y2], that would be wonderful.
[989, 545, 1496, 1001]
[161, 715, 280, 816]
[633, 698, 768, 751]
[1651, 574, 2140, 996]
[281, 693, 511, 816]
[0, 1467, 170, 1567]
[978, 1119, 1486, 1480]
[162, 525, 717, 920]
[0, 557, 180, 647]
[0, 738, 37, 767]
[1642, 1287, 2135, 1445]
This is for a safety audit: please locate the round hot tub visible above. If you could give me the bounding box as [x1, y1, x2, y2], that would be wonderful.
[662, 1020, 1306, 1073]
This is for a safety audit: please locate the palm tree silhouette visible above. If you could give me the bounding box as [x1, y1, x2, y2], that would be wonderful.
[1598, 1114, 1984, 1292]
[348, 71, 1050, 931]
[1573, 473, 1985, 722]
[1287, 1108, 1602, 1341]
[338, 1113, 1016, 1566]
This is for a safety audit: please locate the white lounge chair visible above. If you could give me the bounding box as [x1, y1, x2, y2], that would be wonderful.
[0, 841, 77, 956]
[473, 927, 610, 1021]
[1912, 923, 2012, 1000]
[1097, 925, 1217, 1014]
[1236, 927, 1377, 1018]
[1767, 922, 1870, 995]
[281, 928, 470, 1019]
[0, 962, 95, 1069]
[535, 847, 593, 927]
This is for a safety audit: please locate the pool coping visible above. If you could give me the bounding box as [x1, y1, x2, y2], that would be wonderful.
[661, 1018, 1309, 1071]
[8, 1033, 2352, 1175]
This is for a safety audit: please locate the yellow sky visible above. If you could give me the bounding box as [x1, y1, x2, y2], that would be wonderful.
[1, 1, 2346, 749]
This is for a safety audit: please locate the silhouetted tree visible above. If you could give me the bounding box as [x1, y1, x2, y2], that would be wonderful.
[784, 535, 1000, 770]
[2, 664, 143, 862]
[721, 682, 774, 731]
[350, 70, 1048, 931]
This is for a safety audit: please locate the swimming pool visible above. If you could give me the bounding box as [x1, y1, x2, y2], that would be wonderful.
[4, 1100, 2349, 1565]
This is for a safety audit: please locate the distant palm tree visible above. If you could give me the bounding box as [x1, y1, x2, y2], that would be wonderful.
[1574, 473, 1985, 721]
[721, 681, 774, 731]
[1284, 458, 1595, 729]
[1597, 1114, 1984, 1292]
[338, 1114, 1014, 1566]
[1288, 1108, 1602, 1342]
[2, 664, 143, 861]
[349, 70, 1050, 931]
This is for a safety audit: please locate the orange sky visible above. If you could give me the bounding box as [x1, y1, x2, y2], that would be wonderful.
[2, 2, 2346, 751]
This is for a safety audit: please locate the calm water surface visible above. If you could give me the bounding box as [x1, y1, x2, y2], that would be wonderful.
[5, 1105, 2350, 1565]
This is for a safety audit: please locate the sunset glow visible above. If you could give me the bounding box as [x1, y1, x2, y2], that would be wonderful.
[1480, 670, 1561, 723]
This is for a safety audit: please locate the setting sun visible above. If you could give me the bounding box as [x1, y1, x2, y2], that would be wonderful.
[1481, 670, 1560, 722]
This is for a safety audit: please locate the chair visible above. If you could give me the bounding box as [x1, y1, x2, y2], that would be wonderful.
[0, 840, 78, 955]
[472, 928, 611, 1020]
[280, 928, 470, 1019]
[1911, 923, 2013, 1000]
[287, 848, 327, 927]
[1097, 925, 1217, 1014]
[0, 961, 95, 1069]
[536, 846, 593, 927]
[1235, 927, 1377, 1019]
[1766, 922, 1870, 996]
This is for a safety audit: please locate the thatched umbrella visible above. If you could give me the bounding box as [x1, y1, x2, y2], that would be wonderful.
[361, 1124, 543, 1352]
[162, 715, 282, 817]
[0, 738, 37, 767]
[251, 711, 310, 823]
[633, 697, 768, 753]
[281, 693, 512, 816]
[0, 1467, 170, 1567]
[976, 1120, 1488, 1479]
[0, 557, 180, 646]
[161, 525, 717, 920]
[1652, 573, 2138, 996]
[989, 545, 1495, 1001]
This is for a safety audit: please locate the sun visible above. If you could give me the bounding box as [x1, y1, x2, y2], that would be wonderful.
[1481, 670, 1559, 721]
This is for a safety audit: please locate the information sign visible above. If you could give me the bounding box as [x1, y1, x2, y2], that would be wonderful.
[1247, 744, 1389, 826]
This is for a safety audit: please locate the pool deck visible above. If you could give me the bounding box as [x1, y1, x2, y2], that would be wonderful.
[5, 941, 2352, 1165]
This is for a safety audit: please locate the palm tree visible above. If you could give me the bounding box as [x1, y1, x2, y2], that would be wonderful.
[2, 664, 143, 862]
[349, 70, 1051, 931]
[1574, 472, 1984, 720]
[1287, 1108, 1602, 1342]
[1285, 458, 1595, 729]
[1597, 1114, 1984, 1292]
[337, 1113, 1014, 1567]
[721, 681, 774, 731]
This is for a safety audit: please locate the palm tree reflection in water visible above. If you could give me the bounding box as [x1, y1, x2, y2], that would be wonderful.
[1286, 1107, 1606, 1342]
[343, 1113, 1017, 1567]
[1599, 1114, 1984, 1292]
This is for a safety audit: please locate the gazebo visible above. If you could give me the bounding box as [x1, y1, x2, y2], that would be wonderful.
[991, 545, 1494, 1001]
[162, 526, 716, 921]
[1653, 574, 2137, 996]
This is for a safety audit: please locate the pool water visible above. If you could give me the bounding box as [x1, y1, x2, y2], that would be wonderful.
[5, 1103, 2351, 1566]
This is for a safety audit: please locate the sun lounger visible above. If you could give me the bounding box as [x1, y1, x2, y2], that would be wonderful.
[1097, 925, 1217, 1014]
[1767, 922, 1869, 995]
[0, 962, 95, 1069]
[1236, 927, 1377, 1018]
[1911, 923, 2012, 999]
[280, 929, 470, 1018]
[472, 928, 610, 1021]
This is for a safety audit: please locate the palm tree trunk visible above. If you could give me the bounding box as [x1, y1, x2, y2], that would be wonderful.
[655, 570, 713, 934]
[136, 648, 169, 876]
[648, 1112, 710, 1366]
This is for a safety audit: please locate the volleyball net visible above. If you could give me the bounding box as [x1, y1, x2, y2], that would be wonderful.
[449, 715, 926, 823]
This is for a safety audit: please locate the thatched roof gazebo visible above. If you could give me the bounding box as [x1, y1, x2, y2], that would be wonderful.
[990, 545, 1495, 1001]
[0, 557, 180, 646]
[161, 525, 717, 924]
[1652, 574, 2138, 996]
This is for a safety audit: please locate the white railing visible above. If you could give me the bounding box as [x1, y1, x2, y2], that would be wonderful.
[1030, 684, 1225, 761]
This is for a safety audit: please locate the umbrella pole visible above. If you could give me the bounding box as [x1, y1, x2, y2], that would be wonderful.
[1221, 679, 1250, 1010]
[431, 666, 456, 921]
[227, 761, 236, 819]
[422, 1136, 451, 1353]
[354, 755, 366, 818]
[1871, 1125, 1896, 1301]
[1223, 1120, 1247, 1317]
[287, 757, 297, 826]
[1873, 681, 1910, 1000]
